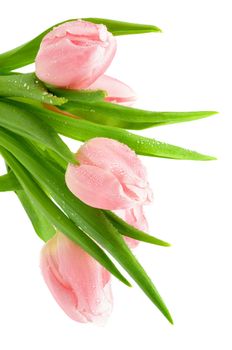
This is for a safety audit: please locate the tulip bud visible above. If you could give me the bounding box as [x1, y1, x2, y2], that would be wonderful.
[65, 137, 153, 210]
[35, 20, 116, 89]
[40, 232, 112, 325]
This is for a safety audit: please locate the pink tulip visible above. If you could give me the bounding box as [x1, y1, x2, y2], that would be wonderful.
[114, 205, 148, 248]
[65, 137, 153, 210]
[40, 232, 112, 325]
[88, 75, 137, 106]
[35, 20, 116, 89]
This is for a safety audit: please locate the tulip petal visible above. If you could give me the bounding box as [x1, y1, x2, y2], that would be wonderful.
[88, 75, 137, 106]
[65, 163, 136, 209]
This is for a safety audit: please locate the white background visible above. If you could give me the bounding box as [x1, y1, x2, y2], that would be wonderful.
[0, 0, 231, 349]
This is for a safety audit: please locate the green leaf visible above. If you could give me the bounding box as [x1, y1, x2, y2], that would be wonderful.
[0, 99, 75, 164]
[104, 211, 171, 246]
[0, 144, 129, 286]
[0, 73, 66, 105]
[0, 170, 21, 191]
[0, 129, 173, 323]
[84, 18, 161, 35]
[61, 100, 218, 129]
[16, 189, 56, 242]
[18, 101, 215, 160]
[43, 148, 69, 171]
[46, 85, 106, 102]
[0, 18, 161, 73]
[1, 163, 55, 241]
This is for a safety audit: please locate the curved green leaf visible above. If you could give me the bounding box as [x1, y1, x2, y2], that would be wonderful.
[46, 85, 106, 102]
[84, 18, 161, 35]
[62, 100, 217, 129]
[17, 101, 215, 160]
[0, 170, 21, 191]
[0, 99, 75, 164]
[0, 73, 66, 105]
[16, 189, 56, 242]
[1, 164, 55, 240]
[104, 211, 171, 246]
[0, 18, 161, 72]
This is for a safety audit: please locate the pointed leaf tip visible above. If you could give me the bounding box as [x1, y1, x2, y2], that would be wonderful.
[168, 314, 174, 325]
[149, 237, 171, 247]
[201, 155, 217, 161]
[151, 25, 162, 33]
[158, 301, 174, 324]
[201, 111, 219, 117]
[162, 241, 172, 247]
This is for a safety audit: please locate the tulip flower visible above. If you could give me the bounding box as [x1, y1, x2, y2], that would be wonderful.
[35, 20, 116, 89]
[114, 205, 148, 248]
[65, 137, 153, 210]
[40, 232, 113, 325]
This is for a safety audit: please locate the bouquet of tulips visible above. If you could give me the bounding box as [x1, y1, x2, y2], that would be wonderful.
[0, 18, 216, 325]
